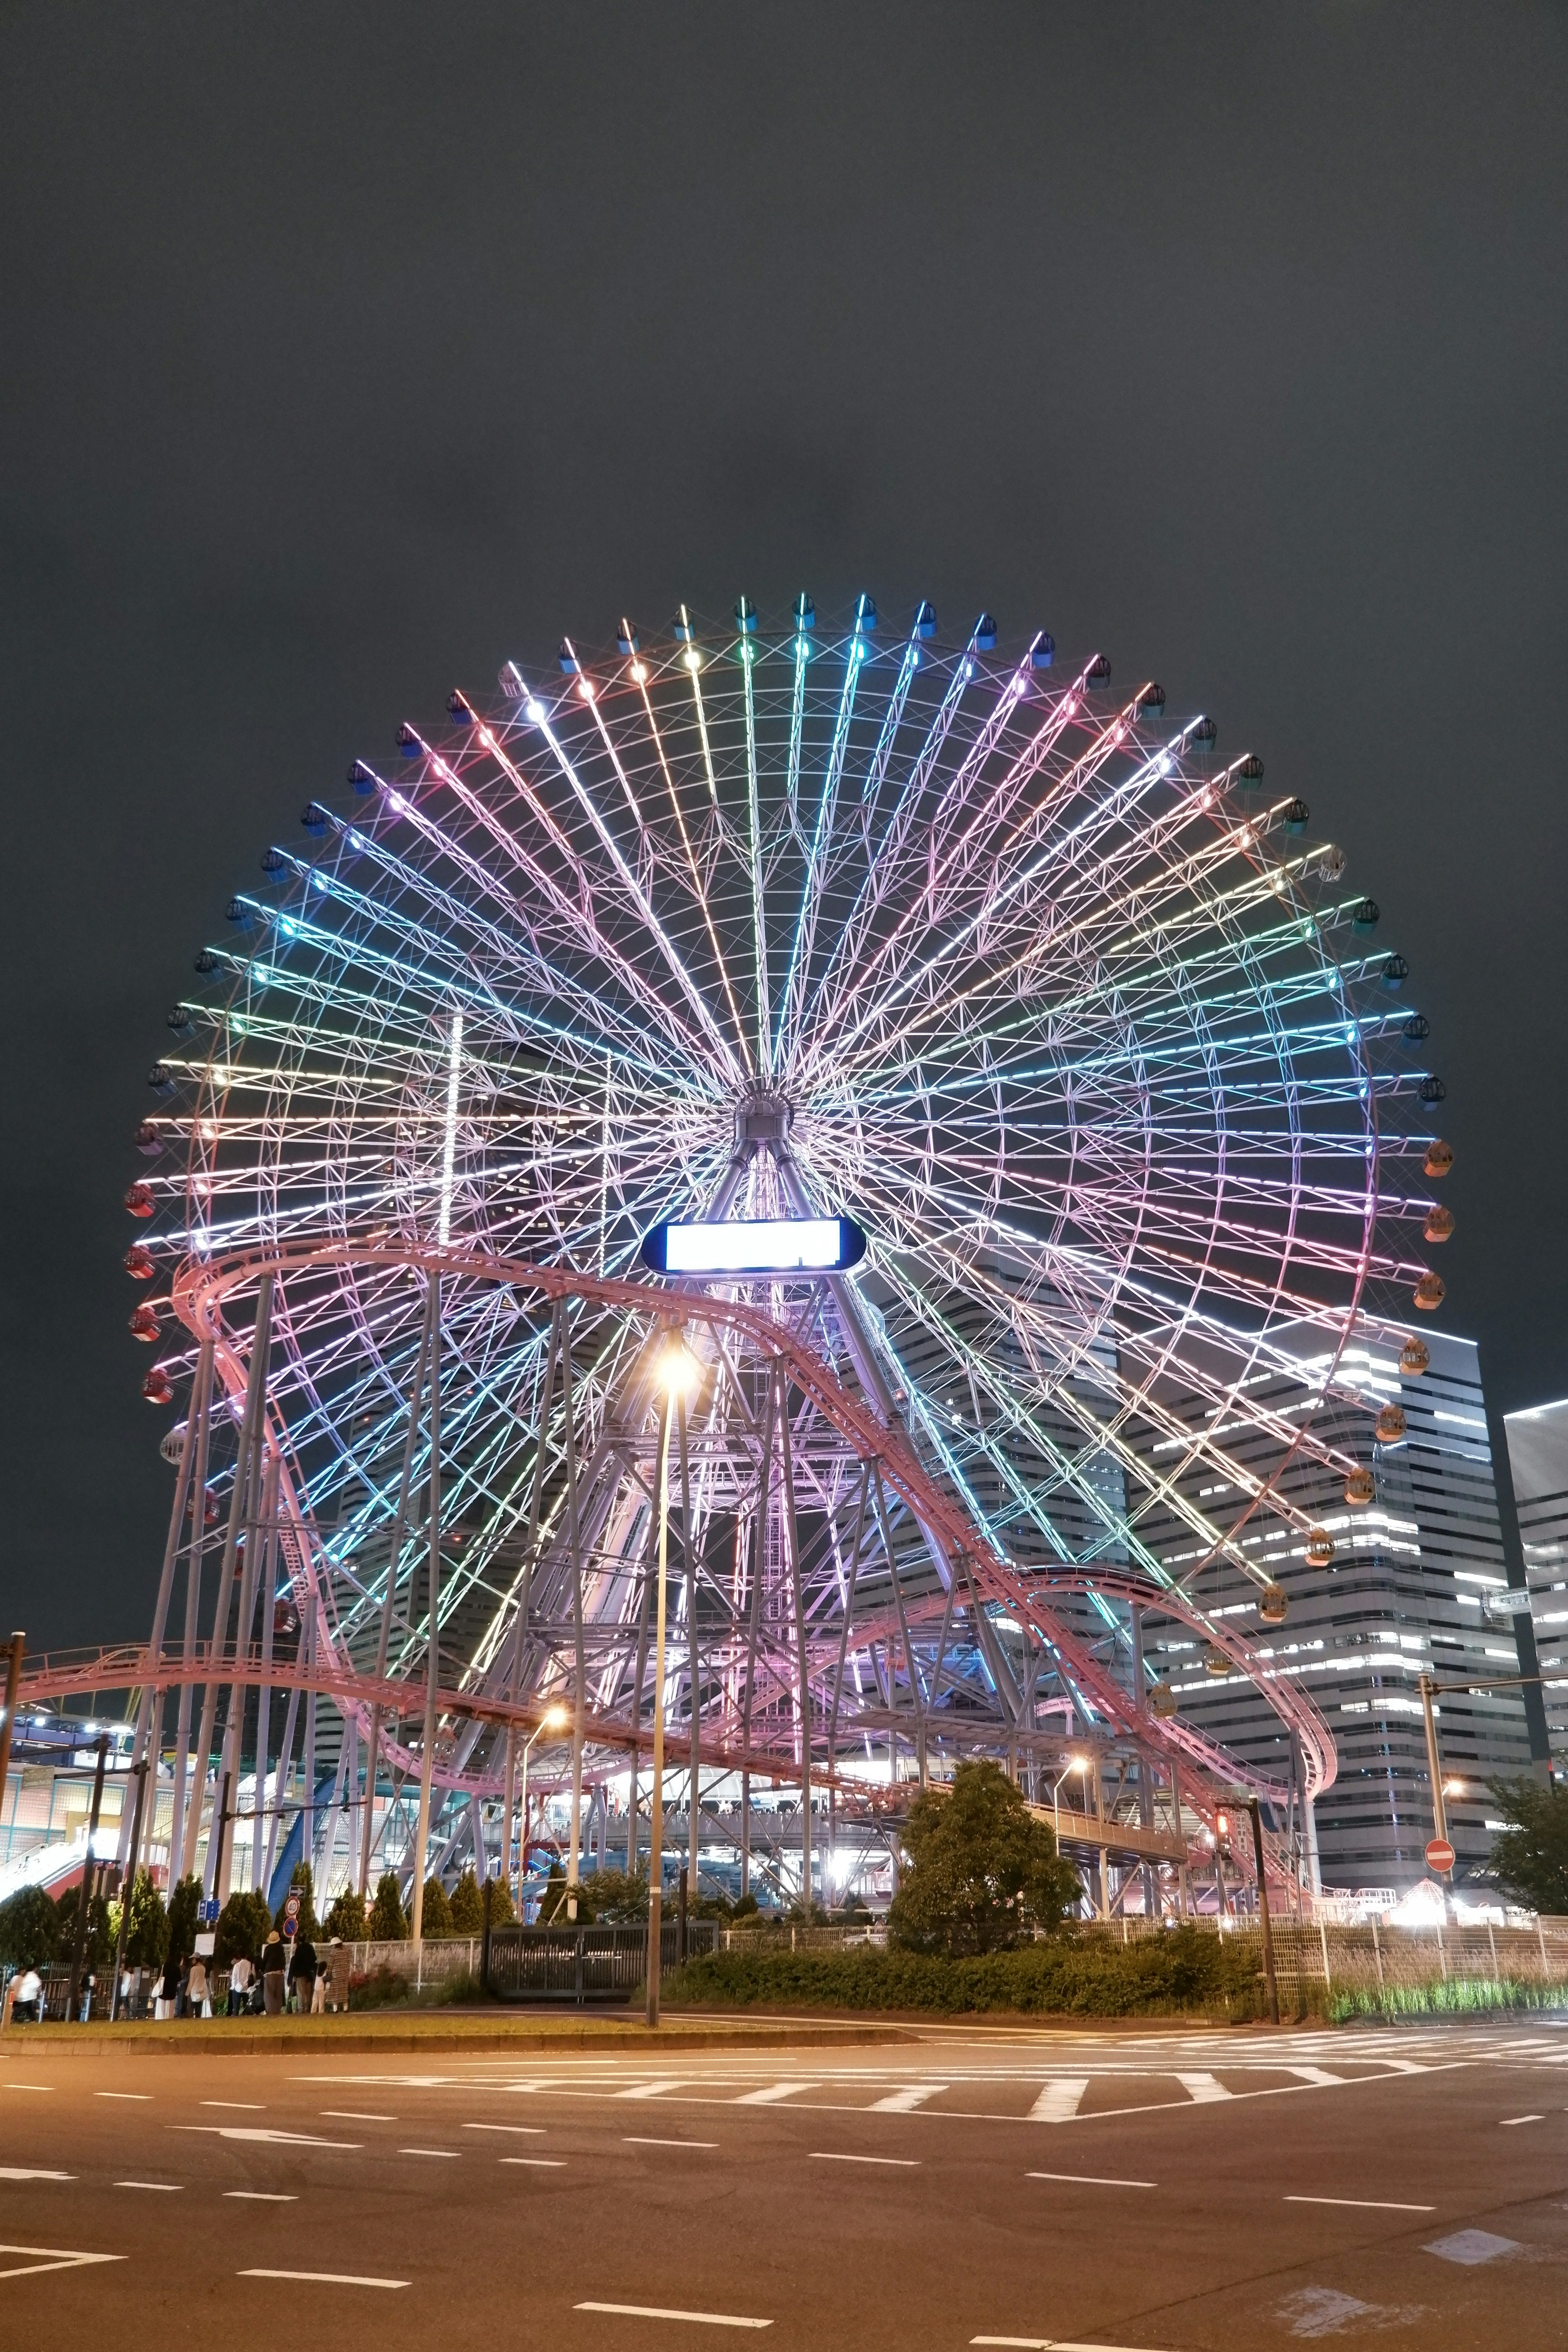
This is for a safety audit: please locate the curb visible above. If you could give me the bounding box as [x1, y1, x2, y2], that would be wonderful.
[7, 2018, 918, 2056]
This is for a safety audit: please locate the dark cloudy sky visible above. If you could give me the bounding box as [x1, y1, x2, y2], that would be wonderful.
[4, 5, 1566, 1654]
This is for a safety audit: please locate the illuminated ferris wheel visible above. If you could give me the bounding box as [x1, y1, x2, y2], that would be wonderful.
[125, 591, 1456, 1902]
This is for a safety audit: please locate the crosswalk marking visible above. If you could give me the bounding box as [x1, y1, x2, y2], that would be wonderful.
[735, 2081, 817, 2105]
[1029, 2079, 1089, 2123]
[1175, 2074, 1232, 2104]
[869, 2082, 947, 2113]
[618, 2080, 690, 2100]
[1285, 2067, 1345, 2087]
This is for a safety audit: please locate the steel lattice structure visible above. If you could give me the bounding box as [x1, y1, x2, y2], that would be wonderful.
[120, 595, 1457, 1905]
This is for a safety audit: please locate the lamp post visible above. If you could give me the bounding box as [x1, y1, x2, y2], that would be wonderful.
[1051, 1753, 1089, 1845]
[515, 1706, 568, 1917]
[646, 1332, 699, 2029]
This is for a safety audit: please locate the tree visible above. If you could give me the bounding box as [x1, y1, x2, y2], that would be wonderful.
[56, 1884, 114, 1974]
[116, 1869, 169, 1971]
[214, 1889, 272, 1971]
[0, 1885, 60, 1971]
[276, 1860, 318, 1938]
[448, 1868, 485, 1936]
[486, 1873, 515, 1928]
[577, 1868, 648, 1923]
[888, 1759, 1081, 1956]
[419, 1877, 454, 1938]
[166, 1874, 202, 1964]
[367, 1872, 407, 1940]
[531, 1861, 570, 1923]
[1489, 1776, 1568, 1913]
[322, 1887, 367, 1941]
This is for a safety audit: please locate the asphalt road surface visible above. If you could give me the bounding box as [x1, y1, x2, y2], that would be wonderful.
[0, 2018, 1565, 2348]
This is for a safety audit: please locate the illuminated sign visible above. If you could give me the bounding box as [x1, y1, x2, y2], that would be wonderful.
[640, 1216, 867, 1277]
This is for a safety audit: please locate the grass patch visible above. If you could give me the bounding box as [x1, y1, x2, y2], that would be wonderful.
[1330, 1976, 1568, 2023]
[664, 1927, 1261, 2018]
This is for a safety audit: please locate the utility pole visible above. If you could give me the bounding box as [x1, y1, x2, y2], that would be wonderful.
[1419, 1672, 1452, 1909]
[109, 1755, 151, 2020]
[67, 1734, 110, 2021]
[1247, 1796, 1280, 2025]
[646, 1384, 675, 2027]
[0, 1633, 24, 1861]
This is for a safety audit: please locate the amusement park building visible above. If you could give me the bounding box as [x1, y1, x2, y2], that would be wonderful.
[1153, 1327, 1538, 1894]
[1504, 1393, 1568, 1765]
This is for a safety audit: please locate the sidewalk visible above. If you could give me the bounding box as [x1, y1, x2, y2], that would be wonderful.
[6, 2007, 917, 2055]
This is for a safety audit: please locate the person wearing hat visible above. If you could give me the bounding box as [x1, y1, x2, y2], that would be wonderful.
[260, 1930, 287, 2017]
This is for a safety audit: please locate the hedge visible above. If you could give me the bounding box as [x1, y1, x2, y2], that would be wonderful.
[663, 1927, 1260, 2018]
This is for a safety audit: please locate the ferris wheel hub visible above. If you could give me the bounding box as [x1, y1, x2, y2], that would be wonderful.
[734, 1087, 793, 1158]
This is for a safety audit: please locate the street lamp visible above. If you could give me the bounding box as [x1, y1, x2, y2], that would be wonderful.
[1052, 1753, 1089, 1845]
[515, 1705, 569, 1917]
[646, 1332, 701, 2028]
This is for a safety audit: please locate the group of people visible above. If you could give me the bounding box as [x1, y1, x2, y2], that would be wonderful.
[148, 1932, 348, 2018]
[4, 1935, 351, 2025]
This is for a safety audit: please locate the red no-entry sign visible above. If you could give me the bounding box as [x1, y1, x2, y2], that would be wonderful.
[1426, 1838, 1455, 1874]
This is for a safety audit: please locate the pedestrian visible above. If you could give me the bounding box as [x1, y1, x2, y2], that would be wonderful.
[176, 1955, 191, 2018]
[156, 1950, 180, 2021]
[186, 1952, 209, 2018]
[260, 1931, 286, 2017]
[290, 1931, 318, 2015]
[321, 1938, 347, 2014]
[227, 1951, 254, 2017]
[11, 1966, 43, 2024]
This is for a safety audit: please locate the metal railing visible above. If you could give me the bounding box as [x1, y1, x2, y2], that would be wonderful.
[484, 1920, 721, 2006]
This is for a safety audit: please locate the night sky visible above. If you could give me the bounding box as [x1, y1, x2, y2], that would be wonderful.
[4, 7, 1566, 1656]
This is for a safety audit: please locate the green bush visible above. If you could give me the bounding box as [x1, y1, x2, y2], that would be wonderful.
[54, 1883, 114, 1974]
[166, 1874, 202, 1964]
[665, 1926, 1258, 2018]
[0, 1885, 61, 1971]
[889, 1759, 1081, 1955]
[368, 1871, 407, 1941]
[418, 1876, 454, 1938]
[116, 1869, 169, 1971]
[214, 1889, 273, 1971]
[322, 1887, 367, 1941]
[448, 1868, 485, 1936]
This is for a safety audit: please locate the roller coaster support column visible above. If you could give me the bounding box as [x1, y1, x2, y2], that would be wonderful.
[410, 1271, 442, 1947]
[170, 1341, 215, 1888]
[778, 1365, 812, 1917]
[359, 1272, 439, 1902]
[188, 1276, 272, 1890]
[562, 1310, 585, 1922]
[680, 1393, 699, 1909]
[1247, 1797, 1280, 2024]
[0, 1632, 24, 1856]
[646, 1390, 675, 2027]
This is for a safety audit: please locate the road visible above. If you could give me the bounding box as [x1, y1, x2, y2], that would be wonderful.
[0, 2018, 1565, 2347]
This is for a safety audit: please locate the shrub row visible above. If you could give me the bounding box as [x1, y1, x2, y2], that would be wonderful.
[664, 1927, 1260, 2018]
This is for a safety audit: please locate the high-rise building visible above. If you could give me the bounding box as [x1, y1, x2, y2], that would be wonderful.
[1140, 1327, 1538, 1893]
[1503, 1393, 1568, 1763]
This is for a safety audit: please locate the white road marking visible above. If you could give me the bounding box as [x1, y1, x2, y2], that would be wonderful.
[1285, 2067, 1345, 2087]
[2, 2085, 52, 2094]
[241, 2267, 408, 2289]
[0, 2244, 124, 2281]
[202, 2101, 264, 2111]
[617, 2080, 691, 2100]
[399, 2146, 460, 2158]
[1029, 2079, 1088, 2123]
[971, 2339, 1161, 2350]
[322, 2111, 396, 2121]
[1500, 2114, 1544, 2126]
[116, 2182, 182, 2192]
[95, 2092, 151, 2102]
[869, 2082, 947, 2113]
[735, 2081, 817, 2105]
[501, 2156, 566, 2167]
[1027, 2171, 1155, 2189]
[225, 2192, 298, 2202]
[808, 2151, 919, 2167]
[172, 2127, 361, 2149]
[1175, 2073, 1232, 2104]
[625, 2136, 720, 2149]
[575, 2300, 770, 2329]
[462, 2122, 546, 2135]
[0, 2169, 71, 2182]
[1286, 2195, 1436, 2212]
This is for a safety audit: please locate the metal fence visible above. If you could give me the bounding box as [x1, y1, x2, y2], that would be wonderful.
[484, 1919, 722, 2006]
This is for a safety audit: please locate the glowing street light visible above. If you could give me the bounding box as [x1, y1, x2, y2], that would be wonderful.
[1052, 1753, 1090, 1844]
[514, 1703, 569, 1917]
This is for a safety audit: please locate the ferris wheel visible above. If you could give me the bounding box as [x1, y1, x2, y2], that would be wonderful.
[124, 592, 1454, 1904]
